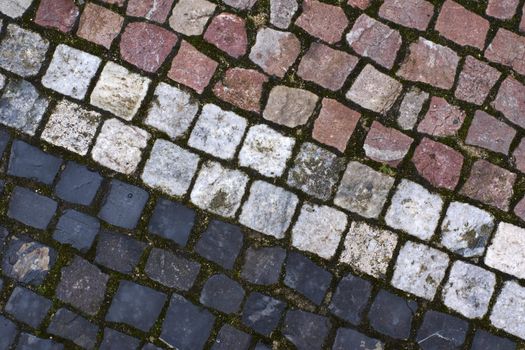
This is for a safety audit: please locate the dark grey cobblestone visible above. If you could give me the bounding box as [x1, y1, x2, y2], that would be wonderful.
[8, 140, 61, 185]
[5, 286, 51, 329]
[148, 198, 195, 246]
[329, 273, 372, 325]
[195, 219, 243, 270]
[241, 246, 286, 285]
[8, 187, 57, 229]
[47, 308, 99, 349]
[98, 180, 149, 229]
[242, 292, 286, 336]
[283, 309, 331, 350]
[54, 161, 102, 206]
[471, 329, 516, 350]
[368, 289, 417, 339]
[212, 324, 252, 350]
[145, 247, 200, 290]
[16, 333, 63, 350]
[416, 310, 469, 350]
[94, 230, 146, 274]
[0, 315, 17, 350]
[332, 327, 383, 350]
[53, 210, 99, 252]
[99, 328, 140, 350]
[200, 273, 245, 314]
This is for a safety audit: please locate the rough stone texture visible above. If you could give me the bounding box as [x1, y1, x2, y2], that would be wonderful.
[35, 0, 78, 32]
[188, 104, 247, 160]
[466, 110, 515, 154]
[334, 161, 395, 218]
[460, 160, 516, 211]
[238, 124, 295, 177]
[333, 328, 383, 350]
[369, 290, 417, 339]
[492, 76, 525, 129]
[91, 62, 150, 120]
[142, 139, 199, 196]
[53, 210, 99, 252]
[486, 222, 525, 279]
[397, 87, 429, 130]
[391, 241, 449, 300]
[442, 261, 495, 319]
[0, 25, 49, 78]
[242, 292, 285, 336]
[8, 187, 58, 229]
[487, 0, 519, 20]
[490, 281, 525, 339]
[485, 28, 525, 76]
[515, 195, 525, 221]
[346, 14, 402, 69]
[440, 202, 494, 258]
[98, 181, 149, 229]
[47, 308, 98, 349]
[270, 0, 298, 29]
[298, 42, 358, 91]
[55, 162, 102, 206]
[379, 0, 434, 30]
[214, 325, 252, 350]
[224, 0, 257, 9]
[340, 222, 398, 278]
[472, 330, 516, 350]
[417, 96, 465, 137]
[455, 56, 501, 105]
[100, 329, 139, 350]
[195, 220, 243, 269]
[241, 246, 286, 285]
[91, 118, 150, 174]
[385, 179, 443, 240]
[240, 180, 298, 239]
[77, 3, 124, 49]
[190, 161, 248, 217]
[5, 286, 51, 328]
[435, 0, 489, 50]
[363, 121, 413, 167]
[291, 203, 347, 259]
[283, 309, 331, 349]
[250, 27, 301, 78]
[313, 98, 360, 152]
[146, 248, 200, 290]
[41, 100, 101, 156]
[397, 37, 459, 90]
[200, 274, 244, 314]
[126, 0, 174, 23]
[296, 0, 348, 44]
[43, 44, 101, 100]
[329, 273, 372, 325]
[169, 0, 216, 36]
[514, 138, 525, 173]
[346, 64, 403, 114]
[148, 199, 195, 246]
[0, 0, 32, 18]
[348, 0, 371, 9]
[8, 140, 62, 185]
[144, 82, 199, 139]
[95, 231, 146, 273]
[213, 68, 268, 113]
[416, 311, 468, 349]
[204, 13, 247, 58]
[263, 86, 318, 128]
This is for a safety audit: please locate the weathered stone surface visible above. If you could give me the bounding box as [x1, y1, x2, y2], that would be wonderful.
[0, 0, 32, 18]
[53, 210, 99, 252]
[298, 42, 358, 91]
[5, 286, 51, 328]
[346, 64, 403, 114]
[417, 96, 465, 137]
[341, 222, 398, 278]
[213, 68, 268, 112]
[363, 121, 413, 167]
[47, 308, 98, 349]
[241, 246, 286, 285]
[263, 86, 318, 128]
[77, 3, 123, 49]
[250, 27, 300, 78]
[242, 292, 285, 336]
[224, 0, 257, 9]
[148, 199, 195, 247]
[95, 230, 147, 272]
[238, 124, 295, 177]
[195, 220, 243, 269]
[514, 138, 525, 173]
[466, 110, 515, 154]
[285, 253, 332, 305]
[472, 330, 516, 350]
[200, 274, 244, 314]
[55, 162, 102, 206]
[369, 290, 417, 339]
[146, 248, 200, 290]
[283, 310, 331, 350]
[491, 281, 525, 339]
[126, 0, 174, 23]
[98, 181, 149, 230]
[142, 139, 199, 197]
[515, 195, 525, 221]
[455, 56, 501, 105]
[8, 140, 61, 185]
[8, 187, 58, 229]
[348, 0, 371, 9]
[492, 77, 525, 128]
[385, 179, 443, 240]
[270, 0, 298, 29]
[100, 329, 139, 350]
[42, 100, 101, 156]
[240, 181, 298, 238]
[291, 203, 347, 259]
[329, 273, 372, 325]
[296, 0, 348, 44]
[346, 14, 402, 69]
[91, 118, 150, 174]
[169, 0, 216, 36]
[398, 37, 459, 89]
[379, 0, 434, 30]
[487, 0, 519, 20]
[91, 62, 150, 121]
[214, 325, 252, 349]
[333, 328, 383, 350]
[35, 0, 78, 32]
[204, 13, 247, 58]
[397, 87, 429, 130]
[391, 241, 449, 300]
[416, 311, 469, 349]
[486, 222, 525, 279]
[485, 28, 525, 76]
[334, 161, 395, 218]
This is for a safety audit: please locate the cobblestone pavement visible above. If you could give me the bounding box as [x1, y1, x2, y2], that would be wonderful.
[1, 0, 525, 349]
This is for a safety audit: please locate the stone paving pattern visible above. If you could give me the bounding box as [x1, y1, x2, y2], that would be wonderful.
[0, 0, 525, 349]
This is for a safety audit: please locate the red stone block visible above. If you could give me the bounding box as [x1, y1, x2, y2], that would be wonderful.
[213, 68, 268, 113]
[485, 28, 525, 76]
[204, 13, 247, 58]
[35, 0, 79, 33]
[126, 0, 175, 23]
[486, 0, 519, 20]
[492, 77, 525, 129]
[363, 121, 413, 167]
[77, 3, 123, 49]
[513, 138, 525, 173]
[465, 111, 516, 155]
[379, 0, 434, 31]
[417, 96, 465, 137]
[514, 195, 525, 221]
[348, 0, 371, 10]
[296, 0, 348, 44]
[455, 56, 501, 105]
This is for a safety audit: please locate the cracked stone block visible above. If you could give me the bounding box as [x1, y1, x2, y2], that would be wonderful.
[106, 281, 167, 332]
[43, 45, 101, 100]
[18, 333, 64, 350]
[283, 310, 331, 350]
[53, 210, 100, 253]
[238, 124, 295, 177]
[442, 261, 495, 319]
[213, 68, 268, 113]
[200, 274, 244, 314]
[242, 292, 286, 336]
[95, 231, 146, 274]
[491, 281, 525, 339]
[487, 0, 519, 19]
[292, 203, 347, 259]
[239, 180, 298, 238]
[416, 311, 468, 349]
[100, 329, 140, 350]
[8, 140, 62, 185]
[92, 118, 150, 174]
[145, 248, 200, 290]
[213, 325, 252, 350]
[47, 308, 99, 349]
[241, 246, 286, 285]
[55, 161, 102, 206]
[466, 110, 515, 154]
[204, 13, 247, 58]
[385, 180, 443, 240]
[5, 287, 51, 328]
[346, 64, 403, 114]
[120, 22, 178, 73]
[298, 42, 359, 90]
[195, 220, 243, 269]
[334, 161, 394, 218]
[191, 161, 248, 217]
[391, 241, 449, 300]
[42, 100, 101, 155]
[486, 222, 525, 279]
[127, 0, 174, 23]
[397, 87, 429, 130]
[418, 96, 465, 137]
[379, 0, 434, 30]
[471, 330, 516, 350]
[296, 0, 348, 44]
[250, 27, 300, 78]
[270, 0, 298, 29]
[333, 328, 383, 350]
[169, 0, 216, 36]
[189, 104, 246, 159]
[98, 180, 148, 229]
[8, 187, 58, 230]
[340, 222, 398, 278]
[398, 37, 459, 90]
[0, 0, 32, 17]
[56, 257, 108, 315]
[0, 316, 17, 350]
[492, 76, 525, 129]
[369, 290, 417, 339]
[77, 3, 123, 49]
[0, 24, 49, 77]
[287, 142, 345, 200]
[284, 252, 332, 305]
[35, 0, 79, 32]
[263, 85, 319, 128]
[148, 198, 195, 246]
[161, 294, 215, 350]
[455, 56, 501, 105]
[329, 274, 372, 325]
[461, 160, 516, 211]
[440, 202, 494, 258]
[346, 14, 402, 69]
[0, 79, 49, 135]
[363, 121, 413, 167]
[142, 140, 199, 197]
[486, 29, 525, 76]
